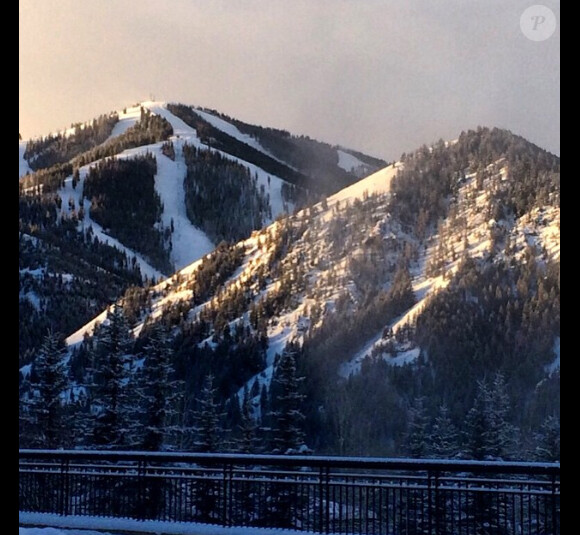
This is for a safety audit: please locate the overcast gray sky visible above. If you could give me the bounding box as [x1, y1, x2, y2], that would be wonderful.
[19, 0, 559, 162]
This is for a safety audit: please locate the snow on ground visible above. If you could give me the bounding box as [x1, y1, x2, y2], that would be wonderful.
[143, 101, 199, 138]
[106, 105, 141, 140]
[54, 101, 214, 277]
[20, 141, 32, 178]
[327, 162, 401, 207]
[20, 529, 119, 535]
[389, 347, 421, 366]
[392, 275, 447, 332]
[59, 165, 165, 282]
[336, 148, 371, 176]
[514, 206, 560, 262]
[146, 101, 293, 224]
[235, 310, 296, 412]
[65, 306, 111, 347]
[338, 158, 560, 379]
[338, 221, 451, 379]
[24, 101, 295, 284]
[19, 513, 317, 535]
[193, 108, 284, 162]
[148, 142, 215, 270]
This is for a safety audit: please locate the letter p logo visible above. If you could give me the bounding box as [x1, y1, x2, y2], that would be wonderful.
[520, 5, 557, 41]
[531, 15, 546, 31]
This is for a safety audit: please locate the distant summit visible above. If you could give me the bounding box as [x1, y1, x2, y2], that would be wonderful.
[19, 108, 559, 459]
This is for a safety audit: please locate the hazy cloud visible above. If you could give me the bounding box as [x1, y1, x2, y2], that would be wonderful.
[19, 0, 559, 161]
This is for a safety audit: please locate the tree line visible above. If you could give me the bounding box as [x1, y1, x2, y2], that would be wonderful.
[83, 153, 174, 273]
[19, 304, 309, 456]
[182, 145, 273, 244]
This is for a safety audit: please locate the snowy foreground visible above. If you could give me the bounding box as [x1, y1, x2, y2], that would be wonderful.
[20, 529, 117, 535]
[19, 513, 314, 535]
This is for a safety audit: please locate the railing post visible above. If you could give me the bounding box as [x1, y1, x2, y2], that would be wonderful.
[59, 458, 70, 517]
[318, 467, 323, 533]
[137, 458, 147, 520]
[426, 469, 441, 535]
[427, 470, 432, 535]
[229, 463, 234, 526]
[222, 462, 233, 526]
[433, 470, 440, 535]
[318, 466, 330, 534]
[325, 467, 330, 534]
[551, 473, 558, 535]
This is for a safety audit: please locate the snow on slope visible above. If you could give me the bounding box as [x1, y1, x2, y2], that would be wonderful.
[22, 101, 299, 275]
[106, 105, 141, 140]
[514, 205, 560, 262]
[230, 162, 408, 391]
[19, 106, 134, 180]
[337, 149, 364, 172]
[143, 101, 199, 137]
[110, 142, 217, 271]
[145, 101, 294, 223]
[339, 157, 560, 377]
[193, 108, 284, 162]
[328, 162, 401, 206]
[19, 140, 32, 178]
[57, 140, 211, 279]
[58, 163, 166, 282]
[54, 101, 299, 284]
[337, 148, 373, 177]
[66, 306, 111, 347]
[63, 138, 560, 396]
[60, 102, 303, 345]
[152, 143, 216, 269]
[131, 159, 405, 389]
[339, 273, 447, 377]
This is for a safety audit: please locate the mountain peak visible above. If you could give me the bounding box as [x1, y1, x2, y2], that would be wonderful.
[19, 107, 559, 458]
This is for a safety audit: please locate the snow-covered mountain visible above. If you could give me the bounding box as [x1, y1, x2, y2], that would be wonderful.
[19, 101, 386, 361]
[20, 110, 559, 458]
[20, 102, 383, 276]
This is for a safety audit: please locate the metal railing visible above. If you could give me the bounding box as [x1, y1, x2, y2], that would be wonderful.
[19, 449, 560, 534]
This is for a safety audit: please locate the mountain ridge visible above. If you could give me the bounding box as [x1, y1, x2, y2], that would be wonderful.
[19, 100, 386, 361]
[19, 111, 560, 459]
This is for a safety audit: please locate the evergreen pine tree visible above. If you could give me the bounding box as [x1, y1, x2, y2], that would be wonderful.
[388, 260, 417, 313]
[399, 397, 433, 534]
[231, 387, 261, 525]
[135, 322, 183, 451]
[463, 374, 518, 532]
[464, 380, 492, 460]
[430, 404, 458, 459]
[486, 372, 517, 459]
[90, 303, 134, 449]
[19, 331, 70, 448]
[192, 374, 224, 452]
[190, 374, 225, 523]
[237, 386, 260, 454]
[534, 415, 560, 462]
[464, 373, 517, 460]
[405, 396, 431, 458]
[269, 346, 307, 454]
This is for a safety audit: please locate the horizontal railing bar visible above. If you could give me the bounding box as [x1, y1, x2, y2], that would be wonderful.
[20, 469, 559, 495]
[19, 461, 557, 487]
[19, 469, 560, 493]
[18, 449, 560, 476]
[19, 462, 559, 490]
